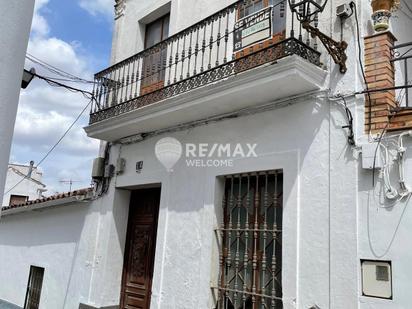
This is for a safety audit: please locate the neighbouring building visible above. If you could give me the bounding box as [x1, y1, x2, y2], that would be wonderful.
[2, 163, 47, 207]
[1, 0, 412, 309]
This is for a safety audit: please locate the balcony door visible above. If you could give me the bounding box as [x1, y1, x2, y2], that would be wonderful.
[141, 14, 170, 95]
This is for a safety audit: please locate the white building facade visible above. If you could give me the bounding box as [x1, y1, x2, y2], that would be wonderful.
[1, 1, 412, 309]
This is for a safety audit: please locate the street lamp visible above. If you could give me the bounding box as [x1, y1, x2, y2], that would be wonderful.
[21, 68, 36, 89]
[288, 0, 348, 73]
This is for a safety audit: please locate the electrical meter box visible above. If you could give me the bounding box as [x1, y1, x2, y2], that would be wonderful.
[92, 157, 105, 179]
[361, 260, 392, 299]
[362, 143, 383, 169]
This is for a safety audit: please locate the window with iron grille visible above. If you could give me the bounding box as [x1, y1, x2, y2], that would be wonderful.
[216, 171, 283, 309]
[24, 266, 44, 309]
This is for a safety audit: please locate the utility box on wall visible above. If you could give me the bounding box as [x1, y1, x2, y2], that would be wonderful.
[361, 260, 392, 299]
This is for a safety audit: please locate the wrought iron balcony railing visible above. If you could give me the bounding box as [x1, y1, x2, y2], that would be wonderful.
[392, 42, 412, 107]
[89, 0, 321, 124]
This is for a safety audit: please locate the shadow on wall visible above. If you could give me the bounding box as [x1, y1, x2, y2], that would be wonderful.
[0, 299, 22, 309]
[0, 204, 88, 246]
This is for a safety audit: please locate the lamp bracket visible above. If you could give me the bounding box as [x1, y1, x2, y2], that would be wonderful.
[302, 21, 348, 73]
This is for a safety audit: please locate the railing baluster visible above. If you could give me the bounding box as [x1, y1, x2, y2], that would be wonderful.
[180, 33, 186, 81]
[135, 57, 140, 98]
[130, 58, 135, 100]
[208, 19, 214, 70]
[201, 23, 206, 73]
[125, 60, 131, 100]
[112, 68, 118, 106]
[194, 26, 200, 75]
[223, 9, 229, 64]
[187, 30, 193, 78]
[216, 13, 222, 66]
[174, 36, 180, 83]
[168, 40, 174, 85]
[120, 64, 125, 103]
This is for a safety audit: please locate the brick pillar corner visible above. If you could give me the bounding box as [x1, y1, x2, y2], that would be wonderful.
[364, 31, 397, 133]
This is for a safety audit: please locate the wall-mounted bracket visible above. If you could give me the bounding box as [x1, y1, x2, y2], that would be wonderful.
[302, 21, 348, 73]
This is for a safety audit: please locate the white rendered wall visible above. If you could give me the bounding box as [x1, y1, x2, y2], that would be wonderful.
[356, 6, 412, 309]
[85, 95, 359, 309]
[0, 202, 98, 309]
[0, 1, 35, 208]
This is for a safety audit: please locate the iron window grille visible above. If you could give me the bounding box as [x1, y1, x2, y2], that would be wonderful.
[24, 266, 45, 309]
[215, 171, 283, 309]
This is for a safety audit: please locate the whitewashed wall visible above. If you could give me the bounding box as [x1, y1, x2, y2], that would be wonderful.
[356, 6, 412, 309]
[85, 95, 358, 309]
[0, 201, 98, 309]
[0, 0, 35, 207]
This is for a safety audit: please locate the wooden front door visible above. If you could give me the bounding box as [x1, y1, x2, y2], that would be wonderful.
[120, 188, 161, 309]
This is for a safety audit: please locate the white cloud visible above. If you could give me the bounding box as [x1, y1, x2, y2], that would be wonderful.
[31, 0, 50, 36]
[79, 0, 114, 18]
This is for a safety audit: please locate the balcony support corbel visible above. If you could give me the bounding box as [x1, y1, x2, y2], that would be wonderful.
[302, 21, 348, 73]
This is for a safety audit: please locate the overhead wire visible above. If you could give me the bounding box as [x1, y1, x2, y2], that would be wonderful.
[3, 72, 94, 196]
[400, 0, 412, 19]
[26, 53, 95, 84]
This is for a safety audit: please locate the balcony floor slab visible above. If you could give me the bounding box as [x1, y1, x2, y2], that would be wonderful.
[84, 55, 327, 142]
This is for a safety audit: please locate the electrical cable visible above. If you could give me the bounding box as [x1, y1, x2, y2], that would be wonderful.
[32, 72, 94, 100]
[39, 75, 96, 84]
[400, 0, 412, 19]
[403, 0, 412, 13]
[350, 2, 374, 138]
[26, 53, 94, 83]
[338, 95, 356, 146]
[371, 111, 399, 187]
[3, 97, 93, 196]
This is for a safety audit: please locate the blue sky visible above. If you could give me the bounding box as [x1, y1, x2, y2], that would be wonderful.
[8, 0, 114, 195]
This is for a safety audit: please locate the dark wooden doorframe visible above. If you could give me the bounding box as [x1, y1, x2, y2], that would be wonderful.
[120, 188, 161, 309]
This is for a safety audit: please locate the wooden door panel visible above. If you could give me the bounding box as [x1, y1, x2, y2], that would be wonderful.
[120, 188, 160, 309]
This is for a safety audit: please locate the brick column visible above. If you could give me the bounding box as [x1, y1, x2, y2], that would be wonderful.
[364, 32, 397, 133]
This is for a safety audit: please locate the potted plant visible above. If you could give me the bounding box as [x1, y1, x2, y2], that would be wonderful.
[371, 0, 400, 32]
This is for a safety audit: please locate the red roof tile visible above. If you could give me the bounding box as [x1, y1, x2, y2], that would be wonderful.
[1, 188, 93, 212]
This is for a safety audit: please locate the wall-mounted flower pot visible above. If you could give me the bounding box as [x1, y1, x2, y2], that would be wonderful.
[371, 0, 399, 32]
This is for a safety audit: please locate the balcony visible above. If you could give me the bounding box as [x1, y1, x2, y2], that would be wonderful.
[86, 0, 327, 141]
